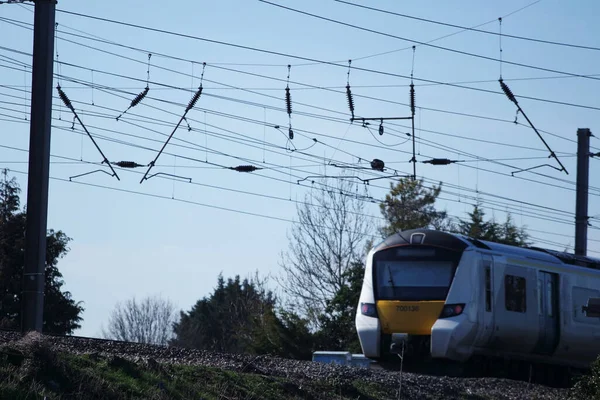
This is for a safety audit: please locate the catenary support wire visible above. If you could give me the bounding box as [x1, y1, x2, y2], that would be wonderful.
[56, 84, 120, 180]
[139, 83, 204, 183]
[499, 78, 568, 175]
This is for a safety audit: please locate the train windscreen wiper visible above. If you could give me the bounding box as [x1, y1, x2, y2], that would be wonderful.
[387, 265, 397, 293]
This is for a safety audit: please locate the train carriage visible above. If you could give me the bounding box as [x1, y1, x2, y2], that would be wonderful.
[355, 228, 600, 372]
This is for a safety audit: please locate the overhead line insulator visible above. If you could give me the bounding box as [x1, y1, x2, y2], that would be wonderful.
[186, 85, 203, 112]
[346, 84, 355, 119]
[57, 85, 75, 112]
[499, 78, 517, 105]
[112, 161, 145, 168]
[230, 165, 261, 173]
[410, 83, 415, 115]
[423, 158, 455, 165]
[285, 86, 292, 116]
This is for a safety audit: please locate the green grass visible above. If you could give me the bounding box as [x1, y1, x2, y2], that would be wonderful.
[0, 336, 402, 400]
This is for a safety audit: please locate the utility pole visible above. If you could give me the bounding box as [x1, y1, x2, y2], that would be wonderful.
[575, 128, 591, 257]
[22, 0, 57, 333]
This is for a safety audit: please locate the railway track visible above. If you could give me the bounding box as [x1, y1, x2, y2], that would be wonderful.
[372, 350, 583, 389]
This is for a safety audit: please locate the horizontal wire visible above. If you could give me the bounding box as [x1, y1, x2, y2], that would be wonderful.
[260, 1, 600, 82]
[2, 7, 596, 244]
[334, 0, 600, 52]
[2, 143, 596, 250]
[4, 167, 381, 238]
[1, 77, 597, 210]
[1, 72, 596, 216]
[23, 9, 600, 112]
[1, 18, 594, 151]
[0, 106, 591, 232]
[0, 143, 384, 223]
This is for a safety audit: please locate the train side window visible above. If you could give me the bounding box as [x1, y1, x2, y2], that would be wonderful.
[505, 274, 526, 313]
[572, 287, 600, 324]
[484, 267, 491, 312]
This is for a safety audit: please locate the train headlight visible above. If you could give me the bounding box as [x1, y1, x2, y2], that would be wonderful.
[439, 303, 465, 318]
[360, 303, 378, 318]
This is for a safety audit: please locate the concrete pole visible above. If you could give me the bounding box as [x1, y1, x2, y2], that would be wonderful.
[22, 0, 57, 333]
[575, 128, 591, 256]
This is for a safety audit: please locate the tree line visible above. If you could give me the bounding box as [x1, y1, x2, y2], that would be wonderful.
[0, 170, 531, 358]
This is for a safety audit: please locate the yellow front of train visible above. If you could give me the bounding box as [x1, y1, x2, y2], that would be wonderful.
[356, 229, 468, 360]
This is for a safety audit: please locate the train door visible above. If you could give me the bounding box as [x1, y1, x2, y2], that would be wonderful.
[534, 271, 560, 355]
[476, 254, 495, 346]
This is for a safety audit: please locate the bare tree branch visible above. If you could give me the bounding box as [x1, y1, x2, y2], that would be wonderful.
[101, 294, 178, 345]
[276, 177, 373, 329]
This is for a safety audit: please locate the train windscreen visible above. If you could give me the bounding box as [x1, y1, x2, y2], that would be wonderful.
[373, 246, 462, 301]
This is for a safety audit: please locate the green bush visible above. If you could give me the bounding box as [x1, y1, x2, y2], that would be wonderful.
[570, 356, 600, 399]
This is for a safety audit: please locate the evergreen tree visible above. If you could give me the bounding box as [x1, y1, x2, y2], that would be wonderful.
[0, 171, 83, 334]
[171, 272, 314, 359]
[458, 203, 530, 246]
[379, 177, 449, 236]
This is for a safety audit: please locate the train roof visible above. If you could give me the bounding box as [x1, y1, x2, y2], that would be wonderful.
[375, 228, 600, 271]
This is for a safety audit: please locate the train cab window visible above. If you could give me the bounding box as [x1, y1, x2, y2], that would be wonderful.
[484, 267, 491, 312]
[505, 275, 526, 313]
[372, 245, 463, 301]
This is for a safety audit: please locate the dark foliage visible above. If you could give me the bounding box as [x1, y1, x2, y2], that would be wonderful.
[457, 202, 531, 246]
[379, 177, 449, 236]
[171, 273, 314, 359]
[0, 171, 83, 334]
[315, 261, 364, 353]
[570, 356, 600, 399]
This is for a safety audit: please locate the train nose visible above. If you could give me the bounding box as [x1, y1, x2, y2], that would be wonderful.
[377, 301, 446, 335]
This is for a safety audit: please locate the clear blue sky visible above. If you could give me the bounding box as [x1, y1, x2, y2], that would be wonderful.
[1, 0, 599, 337]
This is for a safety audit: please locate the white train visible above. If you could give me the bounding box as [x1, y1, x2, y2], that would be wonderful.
[355, 228, 600, 371]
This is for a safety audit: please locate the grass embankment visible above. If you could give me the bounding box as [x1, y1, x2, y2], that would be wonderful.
[0, 335, 404, 400]
[3, 333, 591, 400]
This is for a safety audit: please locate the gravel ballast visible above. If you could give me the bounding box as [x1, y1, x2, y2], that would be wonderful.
[0, 331, 577, 399]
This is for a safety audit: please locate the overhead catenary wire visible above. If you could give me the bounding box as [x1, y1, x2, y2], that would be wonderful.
[0, 9, 596, 230]
[1, 20, 599, 149]
[0, 98, 584, 228]
[9, 163, 597, 254]
[8, 0, 544, 67]
[115, 53, 151, 121]
[0, 97, 388, 204]
[139, 65, 204, 183]
[11, 67, 583, 162]
[333, 0, 600, 53]
[3, 109, 596, 245]
[1, 98, 592, 227]
[0, 143, 385, 223]
[55, 84, 120, 180]
[18, 9, 599, 112]
[1, 63, 596, 198]
[2, 66, 596, 203]
[2, 36, 594, 156]
[0, 52, 596, 222]
[498, 78, 568, 174]
[346, 0, 543, 62]
[258, 0, 600, 83]
[1, 144, 597, 251]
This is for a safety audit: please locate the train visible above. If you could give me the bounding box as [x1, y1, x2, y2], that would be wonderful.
[355, 228, 600, 381]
